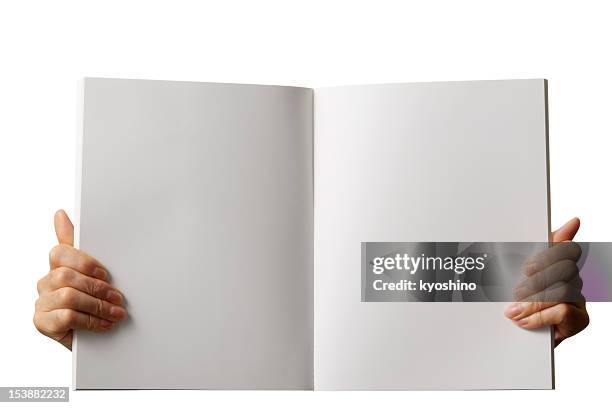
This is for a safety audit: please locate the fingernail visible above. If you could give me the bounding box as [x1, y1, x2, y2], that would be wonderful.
[94, 267, 108, 280]
[100, 320, 113, 329]
[106, 290, 123, 305]
[109, 306, 126, 320]
[518, 317, 530, 327]
[504, 304, 522, 319]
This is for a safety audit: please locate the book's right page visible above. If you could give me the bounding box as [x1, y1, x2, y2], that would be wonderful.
[314, 80, 552, 390]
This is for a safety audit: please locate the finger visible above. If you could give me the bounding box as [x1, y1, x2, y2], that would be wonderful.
[514, 260, 580, 299]
[505, 300, 562, 320]
[567, 278, 586, 305]
[43, 267, 123, 305]
[522, 241, 582, 276]
[552, 217, 580, 243]
[35, 309, 114, 333]
[48, 244, 108, 281]
[523, 281, 583, 303]
[514, 303, 576, 329]
[37, 287, 127, 322]
[554, 305, 589, 345]
[54, 210, 74, 246]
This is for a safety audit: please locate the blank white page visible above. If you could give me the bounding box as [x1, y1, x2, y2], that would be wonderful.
[314, 80, 552, 389]
[74, 79, 313, 389]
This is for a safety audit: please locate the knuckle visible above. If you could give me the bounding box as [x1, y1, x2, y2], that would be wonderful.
[58, 309, 77, 327]
[91, 280, 109, 298]
[36, 277, 45, 294]
[78, 256, 97, 275]
[559, 302, 570, 314]
[86, 259, 98, 273]
[559, 259, 577, 277]
[559, 284, 570, 300]
[87, 277, 100, 295]
[32, 313, 43, 332]
[533, 301, 544, 313]
[94, 298, 104, 316]
[541, 286, 555, 302]
[569, 242, 582, 260]
[51, 267, 73, 285]
[86, 315, 96, 330]
[57, 287, 77, 306]
[536, 311, 544, 327]
[569, 262, 579, 278]
[557, 303, 571, 321]
[48, 244, 65, 266]
[538, 272, 550, 290]
[575, 277, 584, 291]
[542, 252, 554, 267]
[86, 279, 97, 296]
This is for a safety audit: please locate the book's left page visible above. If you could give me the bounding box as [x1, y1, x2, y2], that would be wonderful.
[74, 78, 314, 389]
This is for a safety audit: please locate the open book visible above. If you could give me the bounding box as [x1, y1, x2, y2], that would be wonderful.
[73, 78, 552, 390]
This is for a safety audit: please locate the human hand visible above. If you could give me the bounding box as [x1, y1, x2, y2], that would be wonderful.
[504, 218, 589, 346]
[33, 210, 127, 350]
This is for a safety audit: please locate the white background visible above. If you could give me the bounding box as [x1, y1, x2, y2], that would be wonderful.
[0, 0, 610, 406]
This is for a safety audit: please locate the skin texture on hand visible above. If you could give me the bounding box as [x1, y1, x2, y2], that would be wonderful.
[33, 210, 127, 350]
[504, 218, 590, 346]
[35, 212, 588, 350]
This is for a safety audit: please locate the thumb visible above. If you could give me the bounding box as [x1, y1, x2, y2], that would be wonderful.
[54, 209, 74, 246]
[552, 217, 580, 243]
